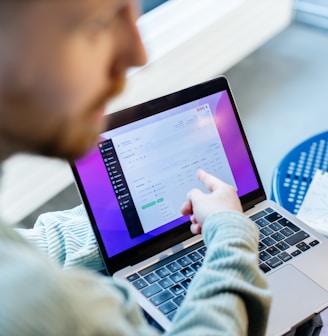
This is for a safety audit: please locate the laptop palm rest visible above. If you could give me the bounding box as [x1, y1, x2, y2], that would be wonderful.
[266, 265, 328, 336]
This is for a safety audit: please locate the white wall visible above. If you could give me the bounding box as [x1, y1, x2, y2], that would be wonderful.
[108, 0, 294, 112]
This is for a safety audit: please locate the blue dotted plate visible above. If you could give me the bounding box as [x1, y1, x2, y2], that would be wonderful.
[271, 131, 328, 214]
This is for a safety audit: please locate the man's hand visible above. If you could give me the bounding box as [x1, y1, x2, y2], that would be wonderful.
[181, 169, 243, 234]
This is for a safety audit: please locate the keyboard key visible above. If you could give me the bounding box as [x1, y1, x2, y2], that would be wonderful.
[132, 278, 148, 290]
[265, 212, 282, 223]
[191, 261, 202, 271]
[155, 267, 171, 278]
[310, 240, 320, 247]
[271, 232, 285, 242]
[159, 301, 177, 315]
[262, 237, 276, 247]
[256, 218, 270, 228]
[173, 294, 185, 307]
[269, 222, 283, 231]
[141, 283, 162, 298]
[188, 251, 202, 262]
[278, 218, 300, 232]
[150, 290, 174, 306]
[296, 242, 310, 252]
[267, 246, 280, 256]
[278, 252, 292, 262]
[159, 277, 174, 289]
[177, 256, 192, 267]
[291, 250, 302, 257]
[276, 241, 290, 251]
[170, 284, 185, 296]
[180, 267, 195, 278]
[260, 227, 274, 236]
[144, 272, 160, 284]
[259, 251, 271, 262]
[170, 272, 185, 283]
[265, 207, 274, 213]
[181, 278, 192, 289]
[285, 231, 310, 246]
[259, 263, 271, 273]
[259, 241, 266, 251]
[167, 261, 181, 273]
[266, 257, 283, 269]
[250, 210, 267, 221]
[127, 273, 139, 282]
[198, 246, 207, 256]
[280, 227, 294, 237]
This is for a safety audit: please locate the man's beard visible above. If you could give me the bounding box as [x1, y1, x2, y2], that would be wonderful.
[38, 75, 127, 161]
[88, 75, 126, 117]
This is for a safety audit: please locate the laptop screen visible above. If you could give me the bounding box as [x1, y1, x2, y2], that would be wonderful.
[71, 77, 265, 271]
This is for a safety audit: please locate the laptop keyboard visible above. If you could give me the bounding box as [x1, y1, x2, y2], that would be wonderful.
[251, 207, 320, 274]
[126, 207, 320, 321]
[126, 240, 206, 321]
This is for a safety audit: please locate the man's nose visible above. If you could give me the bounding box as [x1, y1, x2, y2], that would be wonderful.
[124, 1, 148, 68]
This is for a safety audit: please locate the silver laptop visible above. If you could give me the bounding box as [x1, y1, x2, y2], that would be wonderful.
[71, 76, 328, 336]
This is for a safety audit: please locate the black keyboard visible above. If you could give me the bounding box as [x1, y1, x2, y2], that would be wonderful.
[126, 241, 206, 321]
[251, 207, 320, 274]
[126, 207, 320, 320]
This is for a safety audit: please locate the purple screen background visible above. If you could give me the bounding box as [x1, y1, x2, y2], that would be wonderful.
[75, 91, 259, 257]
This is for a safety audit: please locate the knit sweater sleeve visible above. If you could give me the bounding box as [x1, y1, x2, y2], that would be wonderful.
[16, 205, 106, 272]
[0, 221, 160, 336]
[165, 211, 272, 336]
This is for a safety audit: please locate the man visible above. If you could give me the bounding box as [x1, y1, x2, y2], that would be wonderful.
[0, 1, 271, 335]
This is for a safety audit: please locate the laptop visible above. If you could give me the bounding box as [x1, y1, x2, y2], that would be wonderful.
[71, 76, 328, 336]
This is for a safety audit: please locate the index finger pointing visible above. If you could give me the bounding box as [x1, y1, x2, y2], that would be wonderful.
[197, 169, 227, 192]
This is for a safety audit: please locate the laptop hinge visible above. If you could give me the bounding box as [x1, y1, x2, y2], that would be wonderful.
[242, 195, 266, 212]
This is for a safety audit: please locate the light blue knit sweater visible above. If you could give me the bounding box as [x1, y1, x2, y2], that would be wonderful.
[0, 206, 271, 335]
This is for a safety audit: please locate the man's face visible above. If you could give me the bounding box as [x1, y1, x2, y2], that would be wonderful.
[0, 0, 146, 160]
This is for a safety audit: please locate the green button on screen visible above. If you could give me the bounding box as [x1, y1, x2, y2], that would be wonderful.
[142, 201, 156, 210]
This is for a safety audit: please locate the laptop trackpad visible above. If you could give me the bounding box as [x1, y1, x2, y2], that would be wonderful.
[266, 265, 328, 336]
